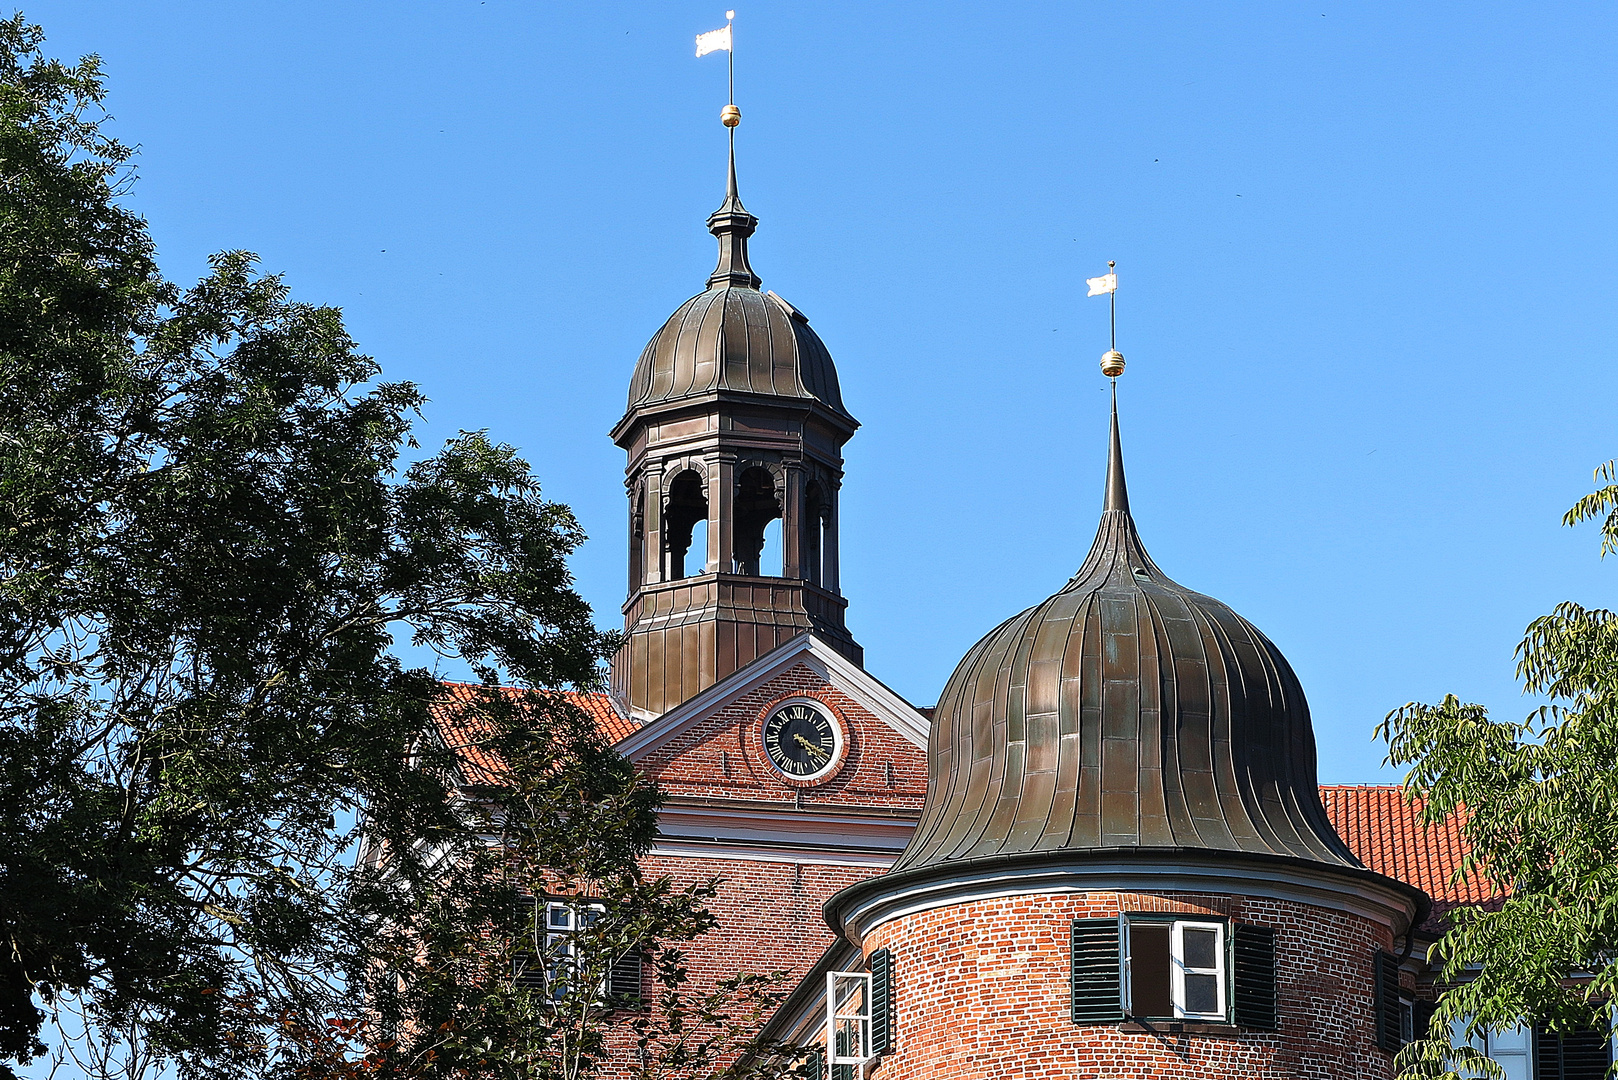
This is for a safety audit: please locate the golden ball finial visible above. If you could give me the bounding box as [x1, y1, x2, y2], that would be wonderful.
[1100, 350, 1126, 378]
[721, 104, 742, 128]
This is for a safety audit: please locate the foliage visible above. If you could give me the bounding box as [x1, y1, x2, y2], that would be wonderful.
[1380, 459, 1618, 1077]
[0, 15, 813, 1080]
[351, 687, 807, 1080]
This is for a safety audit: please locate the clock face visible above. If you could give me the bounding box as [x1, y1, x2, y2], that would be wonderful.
[762, 701, 841, 782]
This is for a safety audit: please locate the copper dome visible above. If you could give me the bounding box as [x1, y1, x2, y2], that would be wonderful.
[622, 159, 851, 423]
[892, 391, 1362, 874]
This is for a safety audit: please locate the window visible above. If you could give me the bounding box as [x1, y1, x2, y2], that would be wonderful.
[514, 898, 643, 1008]
[1455, 1020, 1532, 1080]
[1122, 916, 1228, 1021]
[540, 900, 602, 1000]
[827, 971, 871, 1071]
[1072, 917, 1274, 1029]
[1172, 922, 1227, 1019]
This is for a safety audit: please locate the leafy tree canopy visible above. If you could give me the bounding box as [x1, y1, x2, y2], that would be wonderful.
[0, 16, 797, 1080]
[1383, 463, 1618, 1080]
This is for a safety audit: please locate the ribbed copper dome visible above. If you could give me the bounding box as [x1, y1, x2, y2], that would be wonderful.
[626, 286, 847, 416]
[623, 155, 850, 422]
[893, 391, 1361, 874]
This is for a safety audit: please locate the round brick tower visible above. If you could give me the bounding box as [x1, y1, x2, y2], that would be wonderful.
[827, 387, 1428, 1080]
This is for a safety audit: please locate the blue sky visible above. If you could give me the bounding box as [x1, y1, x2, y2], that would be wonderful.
[26, 2, 1616, 782]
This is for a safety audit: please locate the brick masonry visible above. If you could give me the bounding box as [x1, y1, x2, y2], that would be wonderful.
[861, 890, 1396, 1080]
[595, 661, 930, 1071]
[637, 663, 930, 810]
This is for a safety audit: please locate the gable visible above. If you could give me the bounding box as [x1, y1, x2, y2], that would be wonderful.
[613, 634, 932, 867]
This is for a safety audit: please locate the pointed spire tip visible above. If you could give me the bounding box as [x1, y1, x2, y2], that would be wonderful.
[1104, 381, 1130, 514]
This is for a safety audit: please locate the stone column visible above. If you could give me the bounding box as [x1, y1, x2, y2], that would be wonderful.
[781, 461, 804, 579]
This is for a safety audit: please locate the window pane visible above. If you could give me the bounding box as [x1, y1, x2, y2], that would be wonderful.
[835, 1017, 864, 1059]
[1494, 1057, 1530, 1080]
[549, 904, 573, 929]
[1183, 928, 1218, 970]
[1184, 973, 1219, 1015]
[1130, 923, 1172, 1018]
[1489, 1024, 1529, 1052]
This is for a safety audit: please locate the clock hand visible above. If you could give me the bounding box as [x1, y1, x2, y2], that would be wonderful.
[793, 733, 830, 759]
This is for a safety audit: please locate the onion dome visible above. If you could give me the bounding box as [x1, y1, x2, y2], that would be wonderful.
[622, 151, 851, 423]
[891, 389, 1363, 875]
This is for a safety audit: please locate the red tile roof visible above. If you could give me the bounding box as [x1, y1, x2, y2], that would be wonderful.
[429, 684, 634, 785]
[426, 691, 1501, 929]
[1321, 784, 1504, 929]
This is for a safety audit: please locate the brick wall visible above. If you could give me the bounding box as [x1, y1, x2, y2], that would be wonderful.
[594, 662, 929, 1073]
[863, 890, 1396, 1080]
[638, 663, 929, 811]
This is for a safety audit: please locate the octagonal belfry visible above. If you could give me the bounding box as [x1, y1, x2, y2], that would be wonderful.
[609, 150, 861, 721]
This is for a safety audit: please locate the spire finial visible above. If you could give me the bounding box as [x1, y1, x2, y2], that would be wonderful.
[699, 11, 758, 289]
[1093, 261, 1125, 378]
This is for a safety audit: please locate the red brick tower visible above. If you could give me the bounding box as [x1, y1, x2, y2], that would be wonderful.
[826, 386, 1429, 1080]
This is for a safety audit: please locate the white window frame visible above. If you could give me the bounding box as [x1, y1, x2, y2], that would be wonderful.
[532, 899, 607, 1002]
[1170, 920, 1227, 1021]
[1453, 1018, 1533, 1080]
[827, 970, 872, 1068]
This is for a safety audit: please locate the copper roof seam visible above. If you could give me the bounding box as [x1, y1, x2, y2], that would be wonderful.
[1143, 588, 1193, 846]
[1196, 605, 1276, 853]
[676, 291, 716, 398]
[903, 615, 1012, 867]
[937, 608, 1028, 862]
[990, 595, 1067, 848]
[956, 605, 1041, 859]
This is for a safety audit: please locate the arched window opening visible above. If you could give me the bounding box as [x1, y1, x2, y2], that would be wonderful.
[805, 481, 830, 587]
[733, 466, 781, 577]
[629, 486, 646, 589]
[665, 470, 708, 580]
[759, 518, 783, 578]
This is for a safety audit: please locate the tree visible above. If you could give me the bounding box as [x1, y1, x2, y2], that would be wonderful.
[1380, 461, 1618, 1079]
[1, 17, 811, 1080]
[349, 685, 803, 1080]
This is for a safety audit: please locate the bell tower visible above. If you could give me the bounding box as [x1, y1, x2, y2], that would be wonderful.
[608, 134, 861, 721]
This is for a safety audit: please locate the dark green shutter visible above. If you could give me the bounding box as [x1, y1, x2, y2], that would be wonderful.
[1372, 951, 1402, 1051]
[1071, 919, 1123, 1024]
[1534, 1026, 1615, 1080]
[1232, 923, 1278, 1031]
[805, 1050, 822, 1080]
[870, 947, 895, 1055]
[608, 949, 643, 1008]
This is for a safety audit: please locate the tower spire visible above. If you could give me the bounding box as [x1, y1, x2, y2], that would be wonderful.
[705, 10, 759, 289]
[1105, 380, 1129, 514]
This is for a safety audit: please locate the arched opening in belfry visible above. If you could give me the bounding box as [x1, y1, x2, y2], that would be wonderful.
[665, 469, 708, 580]
[760, 518, 782, 577]
[805, 480, 830, 587]
[629, 485, 646, 589]
[733, 466, 781, 577]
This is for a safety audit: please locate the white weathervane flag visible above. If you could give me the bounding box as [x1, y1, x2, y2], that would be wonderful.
[696, 24, 732, 56]
[1086, 271, 1117, 297]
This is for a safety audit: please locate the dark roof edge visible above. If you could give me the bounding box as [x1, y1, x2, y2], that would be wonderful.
[610, 386, 860, 446]
[826, 845, 1431, 946]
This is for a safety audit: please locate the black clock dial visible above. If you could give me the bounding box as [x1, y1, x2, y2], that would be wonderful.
[763, 703, 838, 779]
